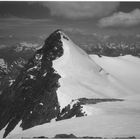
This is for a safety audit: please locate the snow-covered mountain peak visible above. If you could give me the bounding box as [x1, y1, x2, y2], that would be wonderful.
[51, 29, 103, 74]
[0, 29, 129, 138]
[48, 30, 126, 109]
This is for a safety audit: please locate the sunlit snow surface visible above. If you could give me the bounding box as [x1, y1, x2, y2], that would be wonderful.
[7, 54, 140, 139]
[91, 55, 140, 95]
[53, 32, 127, 109]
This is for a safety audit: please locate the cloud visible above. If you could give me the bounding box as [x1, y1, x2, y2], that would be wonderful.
[42, 2, 119, 19]
[98, 9, 140, 27]
[0, 2, 50, 19]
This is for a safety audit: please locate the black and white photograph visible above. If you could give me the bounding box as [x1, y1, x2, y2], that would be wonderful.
[0, 1, 140, 139]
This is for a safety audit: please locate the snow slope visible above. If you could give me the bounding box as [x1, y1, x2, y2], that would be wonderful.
[90, 55, 140, 96]
[53, 31, 127, 109]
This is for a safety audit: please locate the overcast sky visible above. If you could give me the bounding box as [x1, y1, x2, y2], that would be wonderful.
[1, 1, 140, 44]
[1, 2, 140, 24]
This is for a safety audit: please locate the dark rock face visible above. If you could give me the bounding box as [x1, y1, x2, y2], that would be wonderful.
[78, 98, 124, 105]
[0, 30, 64, 138]
[57, 100, 85, 121]
[54, 134, 77, 138]
[0, 43, 35, 95]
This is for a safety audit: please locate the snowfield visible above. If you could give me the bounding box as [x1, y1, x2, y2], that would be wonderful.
[9, 113, 140, 138]
[90, 55, 140, 95]
[1, 31, 140, 138]
[8, 55, 140, 138]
